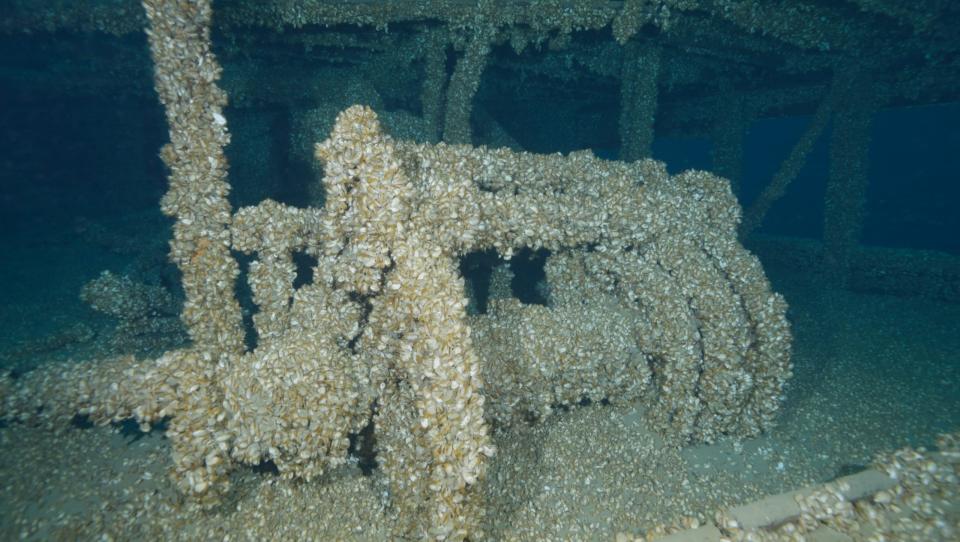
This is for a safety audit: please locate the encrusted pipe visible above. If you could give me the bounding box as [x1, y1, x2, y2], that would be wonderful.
[143, 0, 245, 359]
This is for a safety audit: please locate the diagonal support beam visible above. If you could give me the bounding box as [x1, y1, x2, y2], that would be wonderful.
[739, 69, 853, 238]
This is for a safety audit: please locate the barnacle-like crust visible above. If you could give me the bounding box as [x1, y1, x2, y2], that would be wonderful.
[1, 2, 792, 536]
[1, 104, 791, 539]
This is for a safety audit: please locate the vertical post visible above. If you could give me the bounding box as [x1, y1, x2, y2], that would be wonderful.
[712, 88, 746, 196]
[421, 30, 448, 143]
[443, 26, 494, 145]
[140, 0, 246, 503]
[823, 74, 875, 286]
[619, 41, 661, 161]
[143, 0, 245, 359]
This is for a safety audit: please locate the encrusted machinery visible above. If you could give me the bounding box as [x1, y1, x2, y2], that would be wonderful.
[0, 1, 793, 540]
[1, 109, 793, 537]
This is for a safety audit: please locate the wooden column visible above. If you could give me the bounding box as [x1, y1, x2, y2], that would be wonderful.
[711, 89, 746, 196]
[824, 74, 876, 285]
[619, 41, 661, 161]
[421, 30, 448, 143]
[443, 26, 494, 144]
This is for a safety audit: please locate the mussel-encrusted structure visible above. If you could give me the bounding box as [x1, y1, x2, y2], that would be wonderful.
[1, 1, 793, 539]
